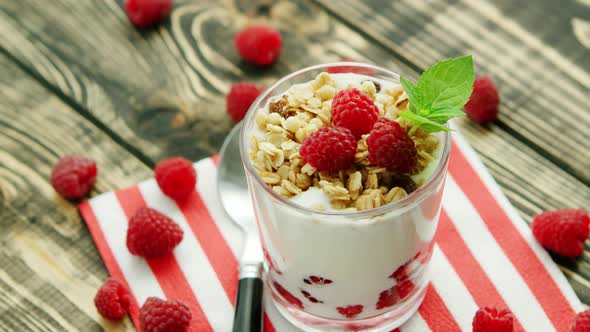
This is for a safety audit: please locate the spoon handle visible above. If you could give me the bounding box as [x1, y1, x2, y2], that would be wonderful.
[232, 276, 263, 332]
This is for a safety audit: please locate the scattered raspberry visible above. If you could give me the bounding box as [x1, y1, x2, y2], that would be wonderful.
[464, 76, 500, 124]
[300, 126, 357, 172]
[337, 305, 364, 318]
[570, 309, 590, 332]
[273, 282, 303, 309]
[125, 0, 173, 27]
[140, 297, 191, 332]
[331, 89, 380, 139]
[531, 209, 590, 257]
[94, 278, 130, 320]
[50, 156, 97, 199]
[155, 157, 196, 200]
[367, 118, 417, 173]
[226, 82, 263, 122]
[472, 307, 514, 332]
[327, 59, 376, 76]
[234, 25, 282, 66]
[127, 207, 184, 257]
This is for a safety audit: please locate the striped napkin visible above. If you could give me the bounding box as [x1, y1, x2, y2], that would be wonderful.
[79, 131, 582, 332]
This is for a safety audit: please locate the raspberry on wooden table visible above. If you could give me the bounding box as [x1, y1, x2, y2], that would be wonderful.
[472, 307, 514, 332]
[94, 278, 130, 320]
[300, 126, 357, 172]
[140, 297, 191, 332]
[464, 76, 500, 124]
[531, 209, 590, 257]
[234, 25, 282, 66]
[570, 309, 590, 332]
[155, 157, 196, 200]
[125, 0, 173, 27]
[331, 88, 380, 139]
[50, 156, 97, 199]
[367, 118, 417, 173]
[126, 207, 184, 257]
[226, 82, 263, 122]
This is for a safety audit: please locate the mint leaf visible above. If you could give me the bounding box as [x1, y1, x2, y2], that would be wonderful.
[416, 55, 475, 110]
[399, 111, 451, 133]
[398, 55, 474, 133]
[427, 106, 466, 124]
[400, 77, 423, 113]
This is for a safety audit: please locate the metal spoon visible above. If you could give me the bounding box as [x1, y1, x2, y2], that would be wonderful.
[217, 123, 263, 332]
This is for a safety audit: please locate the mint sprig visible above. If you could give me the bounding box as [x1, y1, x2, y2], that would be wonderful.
[399, 55, 475, 135]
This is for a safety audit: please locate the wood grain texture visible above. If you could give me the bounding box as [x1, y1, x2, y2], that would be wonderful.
[0, 54, 141, 331]
[315, 0, 590, 183]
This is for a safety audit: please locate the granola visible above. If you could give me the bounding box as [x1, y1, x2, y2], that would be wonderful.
[248, 72, 440, 211]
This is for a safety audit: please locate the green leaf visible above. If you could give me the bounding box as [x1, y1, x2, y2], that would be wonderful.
[416, 55, 475, 110]
[399, 111, 452, 133]
[427, 106, 466, 124]
[400, 77, 423, 113]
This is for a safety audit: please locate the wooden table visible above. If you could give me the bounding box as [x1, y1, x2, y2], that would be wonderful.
[1, 0, 589, 330]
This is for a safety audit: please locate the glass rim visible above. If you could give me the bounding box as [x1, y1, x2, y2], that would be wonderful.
[239, 62, 451, 218]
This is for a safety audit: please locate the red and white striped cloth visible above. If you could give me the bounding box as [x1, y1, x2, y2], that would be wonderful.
[79, 132, 582, 332]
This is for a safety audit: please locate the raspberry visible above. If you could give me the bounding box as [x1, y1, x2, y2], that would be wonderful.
[50, 156, 97, 199]
[303, 275, 333, 285]
[273, 282, 304, 309]
[94, 278, 130, 319]
[376, 285, 400, 310]
[472, 307, 514, 332]
[570, 309, 590, 332]
[464, 76, 500, 124]
[331, 89, 380, 139]
[126, 207, 184, 257]
[531, 209, 590, 257]
[125, 0, 172, 27]
[226, 82, 263, 122]
[337, 305, 364, 318]
[367, 118, 417, 173]
[139, 297, 191, 332]
[300, 126, 357, 172]
[155, 157, 196, 200]
[234, 25, 282, 66]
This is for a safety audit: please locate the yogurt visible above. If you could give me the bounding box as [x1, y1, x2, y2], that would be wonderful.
[242, 70, 449, 328]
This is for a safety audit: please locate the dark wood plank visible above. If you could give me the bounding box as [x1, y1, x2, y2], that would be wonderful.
[314, 0, 590, 183]
[0, 54, 141, 331]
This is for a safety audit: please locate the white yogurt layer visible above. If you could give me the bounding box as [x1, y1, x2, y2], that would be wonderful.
[244, 72, 447, 321]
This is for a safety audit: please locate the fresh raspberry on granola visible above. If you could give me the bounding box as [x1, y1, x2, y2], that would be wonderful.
[226, 82, 263, 122]
[300, 126, 357, 172]
[234, 25, 282, 66]
[331, 89, 380, 139]
[367, 118, 417, 173]
[50, 156, 97, 199]
[464, 76, 500, 124]
[140, 297, 191, 332]
[570, 309, 590, 332]
[125, 0, 173, 27]
[155, 157, 196, 200]
[127, 207, 184, 257]
[531, 209, 590, 257]
[472, 307, 514, 332]
[94, 278, 130, 319]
